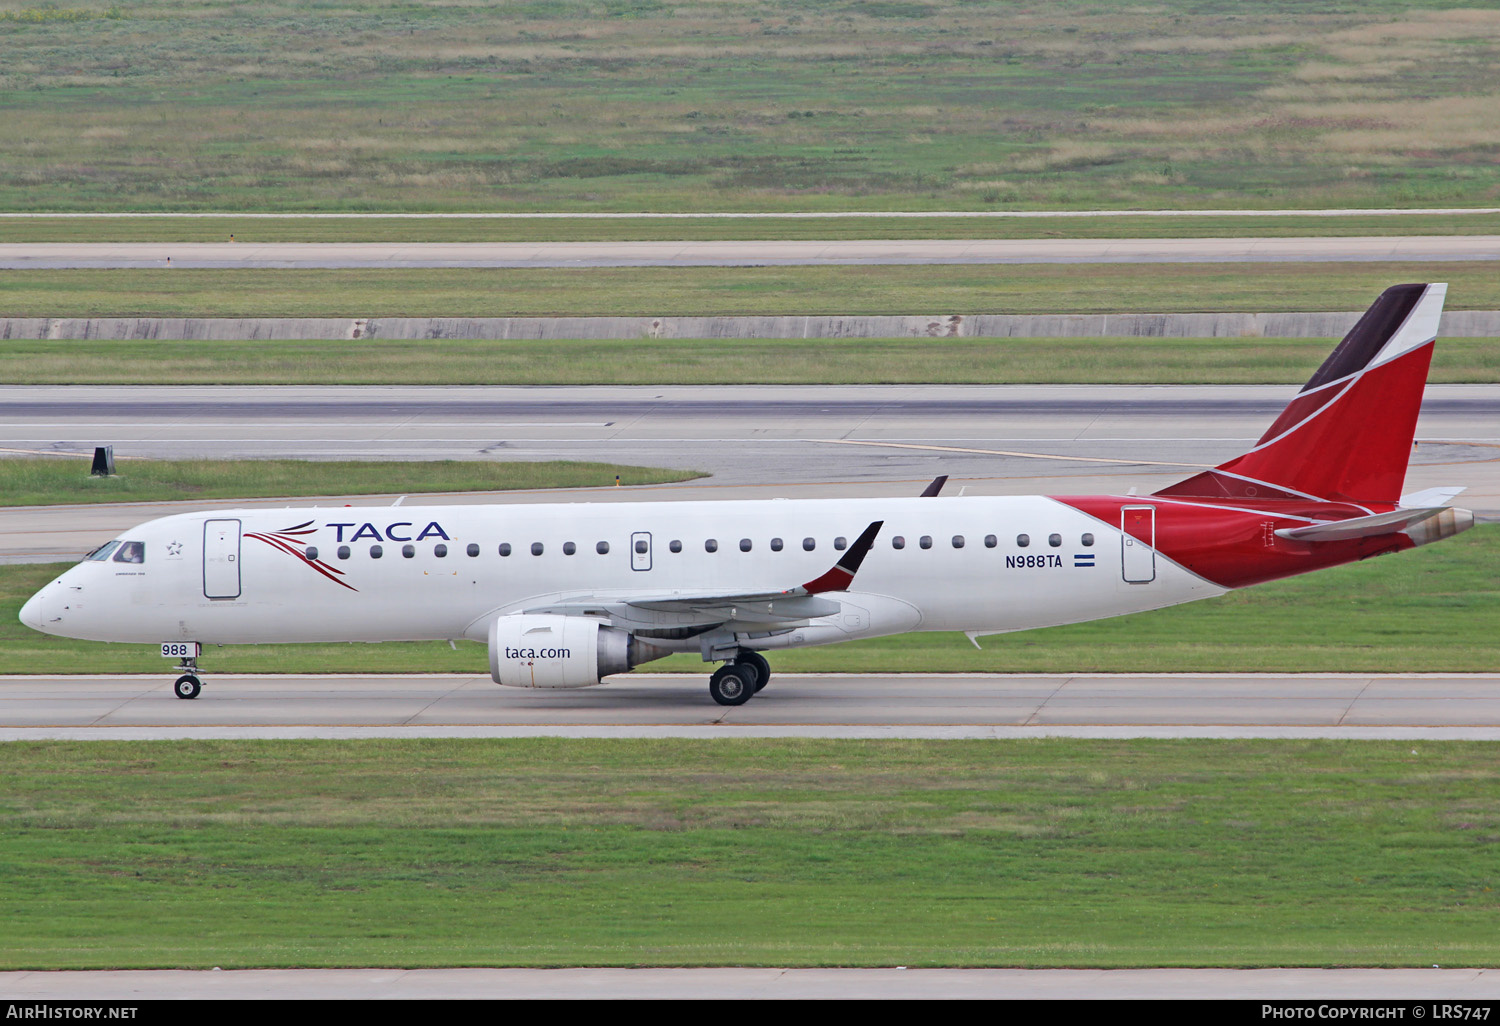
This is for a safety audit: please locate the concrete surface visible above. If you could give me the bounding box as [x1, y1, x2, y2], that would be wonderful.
[5, 673, 1500, 741]
[6, 309, 1500, 340]
[3, 966, 1500, 1000]
[1, 235, 1497, 268]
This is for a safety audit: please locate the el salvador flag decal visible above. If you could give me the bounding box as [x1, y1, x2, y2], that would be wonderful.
[1074, 553, 1096, 568]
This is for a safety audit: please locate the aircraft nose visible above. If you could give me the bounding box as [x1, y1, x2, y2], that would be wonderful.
[19, 585, 55, 632]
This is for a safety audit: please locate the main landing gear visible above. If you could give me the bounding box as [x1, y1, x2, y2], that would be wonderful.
[172, 656, 203, 700]
[708, 650, 771, 706]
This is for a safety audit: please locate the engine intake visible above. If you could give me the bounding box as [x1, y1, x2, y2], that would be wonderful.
[488, 614, 667, 689]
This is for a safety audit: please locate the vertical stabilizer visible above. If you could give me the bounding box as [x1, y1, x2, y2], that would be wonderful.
[1156, 283, 1446, 504]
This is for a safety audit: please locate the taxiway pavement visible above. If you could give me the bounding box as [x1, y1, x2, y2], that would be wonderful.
[5, 673, 1500, 741]
[2, 235, 1497, 267]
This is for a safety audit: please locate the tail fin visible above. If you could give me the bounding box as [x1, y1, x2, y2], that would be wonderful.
[1156, 282, 1447, 505]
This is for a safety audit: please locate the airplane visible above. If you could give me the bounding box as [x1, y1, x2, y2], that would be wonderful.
[19, 282, 1474, 706]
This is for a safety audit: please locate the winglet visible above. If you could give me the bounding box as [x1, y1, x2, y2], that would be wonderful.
[920, 475, 948, 497]
[801, 520, 884, 594]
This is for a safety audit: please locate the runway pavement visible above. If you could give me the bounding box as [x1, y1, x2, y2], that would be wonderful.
[2, 383, 1496, 563]
[2, 235, 1497, 267]
[6, 673, 1500, 741]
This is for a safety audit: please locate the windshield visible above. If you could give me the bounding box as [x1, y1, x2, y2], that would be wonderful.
[84, 541, 121, 562]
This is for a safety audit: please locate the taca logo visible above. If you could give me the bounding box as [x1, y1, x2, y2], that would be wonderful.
[324, 521, 451, 542]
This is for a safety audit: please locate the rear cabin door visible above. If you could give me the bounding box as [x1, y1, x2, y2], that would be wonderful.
[1120, 505, 1156, 584]
[631, 531, 652, 571]
[203, 519, 242, 599]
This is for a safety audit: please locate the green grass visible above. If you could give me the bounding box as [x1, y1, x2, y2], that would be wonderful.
[3, 738, 1499, 968]
[2, 336, 1499, 385]
[5, 212, 1500, 243]
[8, 525, 1499, 676]
[0, 458, 699, 507]
[4, 262, 1499, 318]
[2, 2, 1499, 212]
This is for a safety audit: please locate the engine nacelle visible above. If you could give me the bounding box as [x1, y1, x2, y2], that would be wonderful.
[488, 614, 666, 689]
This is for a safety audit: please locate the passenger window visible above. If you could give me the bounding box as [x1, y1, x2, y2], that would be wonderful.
[770, 538, 783, 551]
[531, 542, 544, 556]
[113, 541, 145, 563]
[952, 535, 964, 548]
[597, 541, 610, 554]
[803, 538, 816, 551]
[1017, 534, 1030, 547]
[499, 543, 511, 557]
[563, 542, 576, 555]
[337, 545, 350, 560]
[739, 538, 752, 552]
[892, 536, 905, 549]
[370, 545, 383, 559]
[305, 546, 318, 560]
[919, 536, 932, 550]
[984, 535, 997, 548]
[834, 537, 847, 550]
[669, 540, 682, 553]
[635, 540, 648, 554]
[1081, 533, 1095, 547]
[434, 544, 447, 558]
[85, 541, 121, 562]
[400, 544, 414, 558]
[1049, 533, 1062, 547]
[705, 539, 718, 553]
[466, 543, 480, 557]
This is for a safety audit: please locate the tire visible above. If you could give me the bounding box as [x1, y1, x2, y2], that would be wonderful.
[738, 651, 771, 693]
[709, 664, 755, 706]
[173, 674, 202, 700]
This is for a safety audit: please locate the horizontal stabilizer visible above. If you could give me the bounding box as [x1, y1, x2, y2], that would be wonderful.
[1274, 506, 1468, 543]
[1399, 486, 1466, 508]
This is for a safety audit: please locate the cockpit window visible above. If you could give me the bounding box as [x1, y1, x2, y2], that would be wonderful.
[85, 541, 121, 562]
[112, 541, 145, 564]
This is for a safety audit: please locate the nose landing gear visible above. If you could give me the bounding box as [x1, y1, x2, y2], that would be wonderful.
[172, 656, 203, 699]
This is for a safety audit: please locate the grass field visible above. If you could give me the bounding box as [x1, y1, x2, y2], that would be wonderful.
[2, 2, 1498, 212]
[5, 212, 1500, 243]
[8, 525, 1497, 676]
[3, 336, 1499, 386]
[4, 263, 1498, 319]
[0, 458, 699, 507]
[3, 738, 1498, 968]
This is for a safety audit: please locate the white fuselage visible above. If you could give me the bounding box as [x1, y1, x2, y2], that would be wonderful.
[21, 495, 1223, 653]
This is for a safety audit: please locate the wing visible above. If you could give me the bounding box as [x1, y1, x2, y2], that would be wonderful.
[523, 520, 884, 632]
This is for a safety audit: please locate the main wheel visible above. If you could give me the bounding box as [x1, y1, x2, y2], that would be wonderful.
[737, 651, 771, 693]
[173, 674, 202, 700]
[708, 664, 755, 706]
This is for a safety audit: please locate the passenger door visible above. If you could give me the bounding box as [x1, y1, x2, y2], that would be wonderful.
[1120, 505, 1156, 584]
[203, 519, 242, 599]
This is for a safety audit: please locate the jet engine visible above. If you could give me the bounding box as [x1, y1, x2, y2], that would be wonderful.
[487, 614, 668, 688]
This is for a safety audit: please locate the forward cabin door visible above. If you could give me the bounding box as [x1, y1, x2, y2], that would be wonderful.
[203, 519, 242, 599]
[1120, 505, 1156, 584]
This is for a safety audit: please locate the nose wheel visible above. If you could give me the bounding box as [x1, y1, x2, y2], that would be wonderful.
[172, 656, 203, 699]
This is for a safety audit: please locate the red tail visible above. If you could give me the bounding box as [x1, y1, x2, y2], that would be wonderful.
[1156, 283, 1447, 505]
